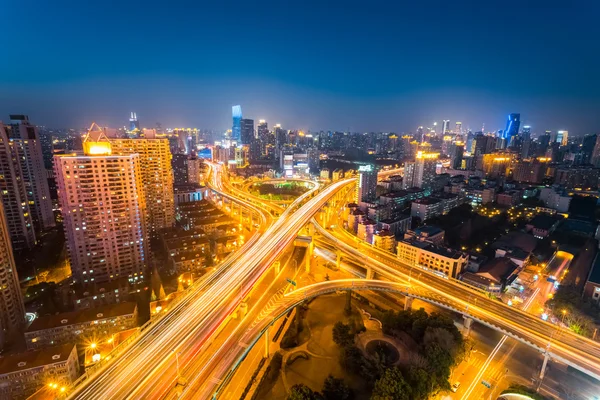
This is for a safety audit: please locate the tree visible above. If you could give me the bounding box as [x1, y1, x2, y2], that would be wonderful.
[332, 322, 354, 347]
[339, 345, 365, 374]
[424, 343, 453, 390]
[405, 366, 431, 400]
[288, 384, 323, 400]
[371, 367, 411, 400]
[322, 375, 353, 400]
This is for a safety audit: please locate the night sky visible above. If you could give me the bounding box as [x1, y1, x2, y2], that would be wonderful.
[1, 0, 599, 134]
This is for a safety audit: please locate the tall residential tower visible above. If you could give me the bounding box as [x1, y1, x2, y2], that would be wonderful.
[54, 124, 148, 284]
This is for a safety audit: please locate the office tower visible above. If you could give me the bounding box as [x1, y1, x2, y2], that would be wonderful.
[505, 113, 520, 145]
[54, 127, 148, 284]
[240, 118, 254, 145]
[450, 142, 464, 169]
[591, 135, 600, 167]
[455, 122, 462, 135]
[129, 112, 140, 132]
[172, 154, 189, 185]
[442, 120, 450, 136]
[231, 105, 242, 142]
[522, 125, 531, 139]
[581, 134, 597, 165]
[556, 130, 568, 146]
[108, 130, 175, 233]
[0, 115, 55, 251]
[274, 124, 287, 156]
[356, 164, 377, 203]
[0, 202, 24, 349]
[473, 134, 495, 156]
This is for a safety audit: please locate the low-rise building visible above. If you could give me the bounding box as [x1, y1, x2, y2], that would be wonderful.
[496, 190, 521, 207]
[357, 219, 377, 244]
[396, 239, 468, 278]
[378, 214, 411, 236]
[461, 257, 519, 293]
[373, 229, 396, 253]
[411, 193, 460, 221]
[174, 183, 208, 205]
[332, 169, 344, 181]
[525, 214, 560, 239]
[404, 226, 445, 245]
[584, 254, 600, 302]
[347, 209, 365, 233]
[25, 302, 138, 350]
[71, 277, 134, 310]
[0, 344, 79, 400]
[539, 187, 571, 213]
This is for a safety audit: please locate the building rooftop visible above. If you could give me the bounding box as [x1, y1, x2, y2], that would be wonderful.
[400, 239, 464, 259]
[350, 209, 365, 216]
[359, 219, 377, 226]
[414, 226, 444, 236]
[161, 227, 207, 242]
[0, 343, 76, 376]
[528, 214, 559, 230]
[27, 302, 137, 333]
[413, 197, 442, 205]
[493, 232, 538, 254]
[477, 257, 519, 283]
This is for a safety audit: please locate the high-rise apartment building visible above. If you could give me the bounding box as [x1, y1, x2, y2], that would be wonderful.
[54, 127, 148, 284]
[405, 152, 438, 189]
[0, 115, 55, 251]
[231, 106, 242, 142]
[356, 164, 377, 203]
[240, 118, 254, 145]
[0, 202, 24, 349]
[108, 130, 174, 233]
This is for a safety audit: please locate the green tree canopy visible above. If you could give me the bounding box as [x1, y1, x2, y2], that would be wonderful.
[370, 367, 411, 400]
[322, 375, 354, 400]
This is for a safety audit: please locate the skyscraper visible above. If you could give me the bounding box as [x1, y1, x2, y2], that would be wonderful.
[356, 164, 377, 203]
[231, 105, 242, 142]
[54, 125, 148, 284]
[240, 118, 254, 145]
[0, 115, 55, 251]
[556, 130, 568, 146]
[505, 113, 520, 144]
[0, 202, 24, 350]
[455, 122, 463, 135]
[413, 151, 439, 189]
[591, 135, 600, 167]
[442, 120, 450, 136]
[108, 130, 175, 234]
[129, 112, 140, 132]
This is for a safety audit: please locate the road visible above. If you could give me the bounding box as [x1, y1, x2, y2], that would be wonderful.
[313, 219, 600, 382]
[67, 164, 353, 399]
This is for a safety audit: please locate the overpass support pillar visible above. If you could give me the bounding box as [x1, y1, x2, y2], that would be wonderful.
[537, 351, 550, 388]
[305, 242, 313, 273]
[264, 328, 270, 358]
[463, 316, 473, 337]
[404, 296, 413, 311]
[365, 267, 374, 280]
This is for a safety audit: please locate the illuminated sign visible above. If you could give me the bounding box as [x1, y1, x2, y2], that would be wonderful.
[358, 165, 373, 172]
[416, 151, 439, 159]
[83, 142, 112, 156]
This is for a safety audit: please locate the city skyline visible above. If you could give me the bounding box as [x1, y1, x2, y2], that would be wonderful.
[1, 1, 599, 133]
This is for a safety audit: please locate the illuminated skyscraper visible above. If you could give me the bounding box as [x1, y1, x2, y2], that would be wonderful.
[504, 113, 520, 143]
[54, 124, 148, 284]
[0, 115, 55, 251]
[455, 122, 462, 135]
[556, 130, 568, 146]
[129, 112, 140, 132]
[413, 151, 439, 189]
[231, 105, 242, 142]
[108, 130, 175, 234]
[0, 202, 24, 349]
[356, 164, 377, 203]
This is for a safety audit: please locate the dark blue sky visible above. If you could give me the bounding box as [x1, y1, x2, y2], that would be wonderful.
[1, 0, 599, 134]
